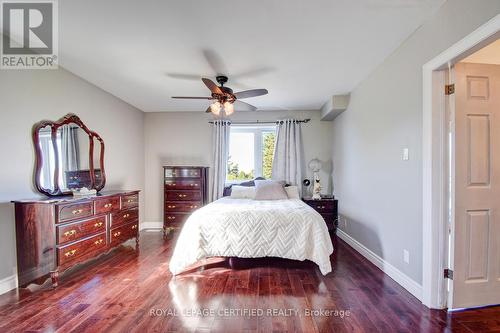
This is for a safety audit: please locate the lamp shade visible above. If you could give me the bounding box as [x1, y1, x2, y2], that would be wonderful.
[308, 158, 322, 172]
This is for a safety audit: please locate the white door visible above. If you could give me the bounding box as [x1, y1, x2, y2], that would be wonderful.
[452, 62, 500, 309]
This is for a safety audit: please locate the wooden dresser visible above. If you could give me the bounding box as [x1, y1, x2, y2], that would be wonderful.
[163, 166, 208, 236]
[302, 196, 338, 233]
[12, 190, 140, 287]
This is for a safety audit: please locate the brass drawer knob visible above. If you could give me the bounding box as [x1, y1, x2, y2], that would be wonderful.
[167, 216, 176, 220]
[127, 199, 134, 203]
[131, 225, 138, 230]
[64, 249, 77, 257]
[113, 231, 121, 237]
[178, 194, 187, 198]
[94, 239, 104, 245]
[63, 230, 76, 237]
[190, 205, 198, 209]
[167, 205, 176, 209]
[94, 222, 103, 228]
[104, 203, 113, 208]
[123, 213, 130, 218]
[72, 209, 83, 215]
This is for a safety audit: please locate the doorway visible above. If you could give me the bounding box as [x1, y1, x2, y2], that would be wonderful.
[422, 16, 500, 309]
[449, 58, 500, 309]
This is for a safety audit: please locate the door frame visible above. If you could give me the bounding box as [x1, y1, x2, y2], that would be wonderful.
[422, 14, 500, 309]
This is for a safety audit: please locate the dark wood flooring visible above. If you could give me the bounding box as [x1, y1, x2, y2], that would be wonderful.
[0, 231, 499, 333]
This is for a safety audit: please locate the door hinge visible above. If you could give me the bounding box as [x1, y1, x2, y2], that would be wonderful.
[444, 269, 454, 280]
[445, 84, 455, 95]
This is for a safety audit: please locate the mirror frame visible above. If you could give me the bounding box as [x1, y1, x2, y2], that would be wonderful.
[32, 113, 106, 196]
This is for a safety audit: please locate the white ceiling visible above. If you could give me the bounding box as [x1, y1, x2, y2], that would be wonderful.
[462, 39, 500, 65]
[59, 0, 445, 112]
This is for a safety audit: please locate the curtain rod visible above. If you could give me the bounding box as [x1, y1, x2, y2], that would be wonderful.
[208, 119, 310, 125]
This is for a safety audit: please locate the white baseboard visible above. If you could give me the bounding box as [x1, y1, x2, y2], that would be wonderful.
[337, 229, 423, 301]
[0, 274, 17, 296]
[140, 221, 163, 231]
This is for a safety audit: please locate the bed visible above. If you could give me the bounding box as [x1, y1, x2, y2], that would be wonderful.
[169, 181, 334, 275]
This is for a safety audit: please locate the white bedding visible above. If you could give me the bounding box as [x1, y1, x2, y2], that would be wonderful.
[169, 197, 334, 275]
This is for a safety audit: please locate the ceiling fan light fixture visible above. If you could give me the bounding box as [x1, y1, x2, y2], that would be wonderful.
[210, 101, 221, 115]
[223, 101, 234, 116]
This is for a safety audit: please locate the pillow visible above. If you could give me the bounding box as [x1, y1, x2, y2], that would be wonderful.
[254, 180, 288, 200]
[285, 185, 300, 199]
[229, 185, 255, 199]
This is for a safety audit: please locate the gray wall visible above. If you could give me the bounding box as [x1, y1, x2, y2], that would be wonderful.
[0, 68, 145, 282]
[331, 0, 500, 284]
[144, 110, 333, 223]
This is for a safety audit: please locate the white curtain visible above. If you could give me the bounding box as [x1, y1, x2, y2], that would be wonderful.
[60, 125, 80, 172]
[272, 119, 303, 195]
[59, 125, 80, 189]
[211, 120, 231, 201]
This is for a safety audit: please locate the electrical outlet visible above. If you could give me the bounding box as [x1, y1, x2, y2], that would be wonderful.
[403, 249, 410, 264]
[339, 215, 347, 229]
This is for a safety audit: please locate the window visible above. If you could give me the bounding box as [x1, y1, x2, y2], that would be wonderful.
[227, 126, 276, 182]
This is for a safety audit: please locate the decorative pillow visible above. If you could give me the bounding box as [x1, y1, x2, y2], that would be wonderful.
[229, 185, 256, 199]
[254, 180, 288, 200]
[285, 185, 300, 199]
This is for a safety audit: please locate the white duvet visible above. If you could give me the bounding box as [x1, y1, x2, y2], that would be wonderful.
[169, 197, 334, 275]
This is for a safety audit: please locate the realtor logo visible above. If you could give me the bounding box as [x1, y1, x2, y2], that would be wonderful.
[1, 0, 58, 69]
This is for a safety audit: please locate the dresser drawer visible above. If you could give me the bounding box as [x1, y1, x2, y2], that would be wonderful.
[57, 232, 107, 267]
[110, 222, 138, 247]
[165, 179, 202, 190]
[57, 202, 94, 223]
[304, 200, 335, 213]
[94, 196, 120, 215]
[57, 216, 106, 245]
[121, 193, 139, 210]
[165, 201, 201, 213]
[164, 168, 201, 178]
[164, 213, 189, 227]
[165, 190, 201, 201]
[319, 214, 336, 231]
[111, 208, 138, 228]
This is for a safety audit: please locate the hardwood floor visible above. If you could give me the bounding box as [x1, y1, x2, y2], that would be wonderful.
[0, 231, 499, 333]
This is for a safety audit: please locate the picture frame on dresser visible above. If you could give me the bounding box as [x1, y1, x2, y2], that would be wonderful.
[163, 166, 209, 237]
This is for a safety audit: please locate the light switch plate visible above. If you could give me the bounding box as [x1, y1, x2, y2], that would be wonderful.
[403, 148, 409, 161]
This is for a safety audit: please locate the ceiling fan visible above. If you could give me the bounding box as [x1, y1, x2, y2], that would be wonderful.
[172, 75, 268, 115]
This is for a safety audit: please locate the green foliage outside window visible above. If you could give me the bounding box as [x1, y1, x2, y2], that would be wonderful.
[262, 132, 275, 179]
[227, 158, 254, 180]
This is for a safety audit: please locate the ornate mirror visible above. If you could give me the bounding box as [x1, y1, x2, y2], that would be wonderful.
[33, 114, 106, 196]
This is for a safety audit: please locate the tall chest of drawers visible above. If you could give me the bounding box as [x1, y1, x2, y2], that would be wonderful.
[12, 190, 140, 287]
[163, 166, 209, 236]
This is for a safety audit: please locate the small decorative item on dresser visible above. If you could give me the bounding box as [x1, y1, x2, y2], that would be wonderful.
[302, 196, 338, 233]
[163, 166, 209, 238]
[308, 158, 322, 200]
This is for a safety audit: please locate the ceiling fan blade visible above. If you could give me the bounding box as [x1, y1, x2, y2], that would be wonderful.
[171, 96, 212, 99]
[202, 49, 228, 76]
[166, 73, 202, 81]
[202, 78, 223, 95]
[234, 89, 268, 99]
[232, 67, 275, 80]
[234, 100, 257, 112]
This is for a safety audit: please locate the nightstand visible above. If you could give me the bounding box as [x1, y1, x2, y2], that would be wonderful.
[302, 196, 338, 233]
